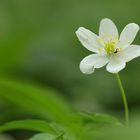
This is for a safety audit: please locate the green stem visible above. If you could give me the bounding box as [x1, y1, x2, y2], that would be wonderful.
[116, 73, 129, 126]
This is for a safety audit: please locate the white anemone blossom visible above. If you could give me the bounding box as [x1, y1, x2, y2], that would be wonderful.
[76, 18, 140, 74]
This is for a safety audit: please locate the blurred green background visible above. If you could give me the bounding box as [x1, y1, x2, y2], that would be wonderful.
[0, 0, 140, 139]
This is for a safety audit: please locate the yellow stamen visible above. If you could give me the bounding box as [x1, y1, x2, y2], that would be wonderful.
[105, 42, 115, 55]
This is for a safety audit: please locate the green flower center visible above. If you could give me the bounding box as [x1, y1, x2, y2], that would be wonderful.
[105, 42, 115, 55]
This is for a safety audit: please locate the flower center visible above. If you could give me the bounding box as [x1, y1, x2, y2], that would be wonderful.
[98, 37, 120, 55]
[105, 42, 115, 55]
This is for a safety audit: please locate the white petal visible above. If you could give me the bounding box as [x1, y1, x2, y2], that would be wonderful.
[99, 18, 118, 42]
[119, 23, 139, 49]
[118, 45, 140, 62]
[80, 54, 109, 74]
[106, 55, 126, 73]
[76, 27, 100, 53]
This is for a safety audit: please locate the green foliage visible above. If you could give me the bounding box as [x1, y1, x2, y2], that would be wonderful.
[0, 78, 73, 122]
[0, 120, 57, 135]
[79, 113, 121, 125]
[93, 120, 140, 140]
[0, 78, 123, 140]
[0, 78, 139, 140]
[28, 133, 56, 140]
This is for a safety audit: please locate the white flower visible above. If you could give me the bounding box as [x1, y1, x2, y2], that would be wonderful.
[76, 18, 140, 74]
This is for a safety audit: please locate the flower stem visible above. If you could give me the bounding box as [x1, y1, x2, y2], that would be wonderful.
[116, 73, 129, 126]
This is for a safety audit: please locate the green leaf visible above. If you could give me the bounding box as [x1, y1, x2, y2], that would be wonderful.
[28, 133, 55, 140]
[77, 113, 122, 138]
[79, 113, 122, 125]
[28, 133, 66, 140]
[0, 78, 73, 123]
[0, 78, 82, 140]
[0, 120, 57, 135]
